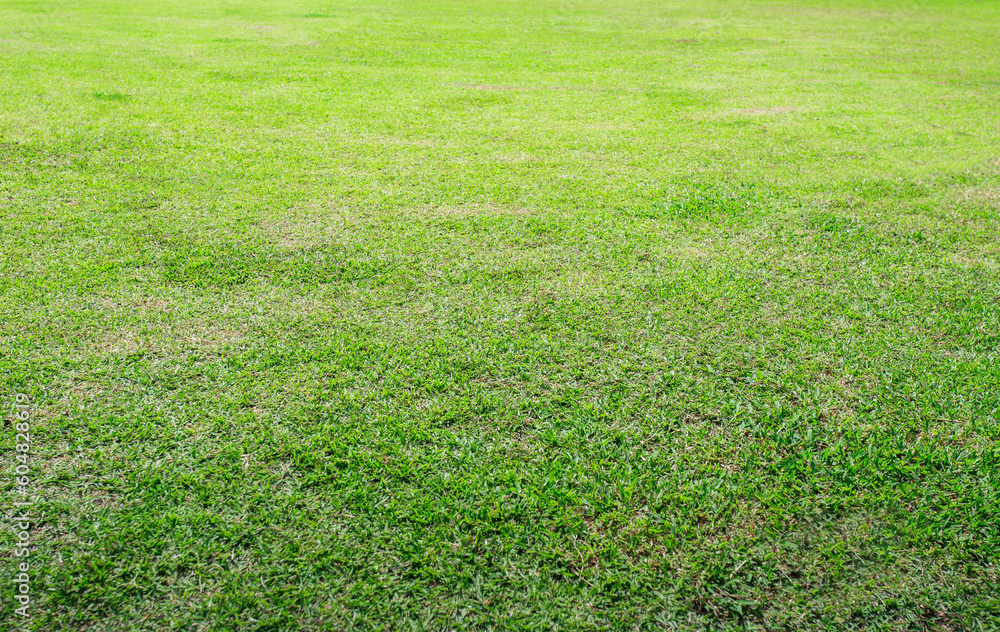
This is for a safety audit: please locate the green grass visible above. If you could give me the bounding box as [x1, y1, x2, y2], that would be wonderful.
[2, 0, 999, 629]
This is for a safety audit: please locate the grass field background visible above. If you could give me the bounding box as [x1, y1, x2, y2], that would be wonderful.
[2, 0, 999, 629]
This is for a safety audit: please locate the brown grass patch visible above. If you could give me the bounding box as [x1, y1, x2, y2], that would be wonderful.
[461, 84, 529, 92]
[948, 249, 998, 270]
[260, 209, 351, 250]
[730, 106, 801, 116]
[663, 244, 715, 262]
[87, 321, 246, 357]
[960, 185, 999, 207]
[456, 83, 639, 93]
[180, 324, 245, 349]
[414, 203, 536, 219]
[94, 329, 146, 355]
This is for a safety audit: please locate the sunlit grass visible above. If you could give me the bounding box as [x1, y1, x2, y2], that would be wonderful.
[1, 0, 999, 629]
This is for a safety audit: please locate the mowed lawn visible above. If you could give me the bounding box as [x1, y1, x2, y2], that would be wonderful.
[2, 0, 999, 629]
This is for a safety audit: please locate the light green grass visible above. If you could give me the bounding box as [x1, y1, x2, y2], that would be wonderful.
[2, 0, 999, 629]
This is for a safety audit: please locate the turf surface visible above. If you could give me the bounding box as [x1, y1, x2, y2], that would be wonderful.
[2, 0, 999, 629]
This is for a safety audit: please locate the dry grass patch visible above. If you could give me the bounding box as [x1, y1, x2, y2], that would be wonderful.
[177, 323, 246, 350]
[412, 203, 536, 219]
[85, 321, 246, 357]
[948, 249, 998, 271]
[960, 185, 1000, 208]
[729, 106, 802, 116]
[93, 328, 147, 355]
[261, 215, 346, 251]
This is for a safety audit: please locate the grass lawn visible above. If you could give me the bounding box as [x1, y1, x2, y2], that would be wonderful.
[2, 0, 999, 629]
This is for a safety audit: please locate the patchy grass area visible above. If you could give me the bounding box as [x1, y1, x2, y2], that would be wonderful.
[2, 0, 999, 629]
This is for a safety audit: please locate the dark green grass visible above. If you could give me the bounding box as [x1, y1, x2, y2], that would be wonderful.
[2, 0, 999, 630]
